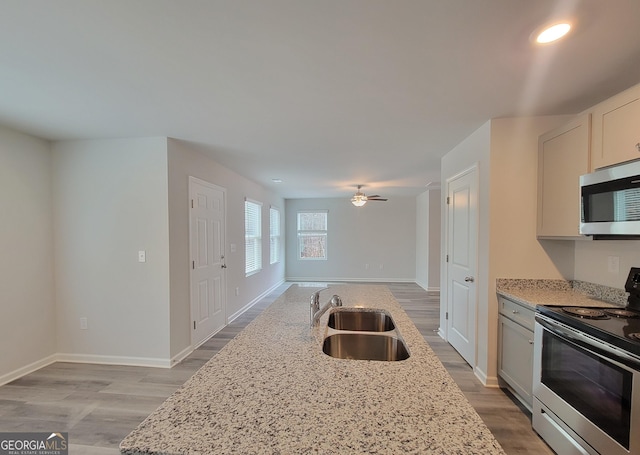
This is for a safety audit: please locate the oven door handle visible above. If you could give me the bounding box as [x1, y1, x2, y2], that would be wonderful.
[536, 314, 640, 370]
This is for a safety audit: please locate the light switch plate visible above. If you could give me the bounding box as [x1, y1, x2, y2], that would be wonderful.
[138, 250, 146, 262]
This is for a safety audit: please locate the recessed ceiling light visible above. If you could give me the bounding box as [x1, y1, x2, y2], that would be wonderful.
[535, 23, 571, 44]
[272, 178, 283, 183]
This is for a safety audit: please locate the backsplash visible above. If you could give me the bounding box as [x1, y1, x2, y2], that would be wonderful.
[497, 278, 628, 306]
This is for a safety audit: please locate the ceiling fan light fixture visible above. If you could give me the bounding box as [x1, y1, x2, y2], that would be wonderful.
[351, 195, 367, 206]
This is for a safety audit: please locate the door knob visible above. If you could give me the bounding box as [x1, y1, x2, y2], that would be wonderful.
[464, 276, 474, 282]
[221, 264, 227, 269]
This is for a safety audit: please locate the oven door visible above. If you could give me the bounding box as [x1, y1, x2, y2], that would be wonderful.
[533, 315, 640, 455]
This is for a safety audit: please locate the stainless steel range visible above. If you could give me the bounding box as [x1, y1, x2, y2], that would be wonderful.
[533, 268, 640, 455]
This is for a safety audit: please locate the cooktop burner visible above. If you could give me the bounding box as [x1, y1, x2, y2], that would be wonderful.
[604, 308, 640, 318]
[561, 307, 609, 319]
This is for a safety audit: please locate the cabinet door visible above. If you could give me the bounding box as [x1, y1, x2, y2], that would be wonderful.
[591, 83, 640, 170]
[498, 315, 534, 410]
[537, 114, 590, 237]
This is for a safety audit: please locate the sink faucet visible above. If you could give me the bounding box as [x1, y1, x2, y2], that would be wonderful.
[310, 291, 343, 327]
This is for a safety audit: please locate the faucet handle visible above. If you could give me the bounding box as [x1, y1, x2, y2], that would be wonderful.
[330, 295, 343, 307]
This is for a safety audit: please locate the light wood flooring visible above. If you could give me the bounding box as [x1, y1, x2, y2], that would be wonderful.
[0, 283, 553, 454]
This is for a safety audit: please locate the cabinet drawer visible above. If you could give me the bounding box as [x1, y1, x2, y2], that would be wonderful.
[499, 297, 535, 331]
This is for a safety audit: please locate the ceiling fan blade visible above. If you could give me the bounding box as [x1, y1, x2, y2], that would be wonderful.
[367, 195, 381, 198]
[368, 198, 388, 201]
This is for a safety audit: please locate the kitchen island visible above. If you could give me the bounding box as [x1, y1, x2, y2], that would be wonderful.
[120, 284, 504, 454]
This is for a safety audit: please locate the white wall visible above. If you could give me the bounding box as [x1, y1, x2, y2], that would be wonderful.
[416, 189, 441, 291]
[440, 116, 571, 385]
[167, 139, 285, 358]
[574, 240, 640, 288]
[285, 197, 416, 282]
[0, 127, 56, 381]
[52, 138, 172, 365]
[441, 121, 491, 382]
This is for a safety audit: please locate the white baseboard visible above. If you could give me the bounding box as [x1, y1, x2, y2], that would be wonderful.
[473, 366, 499, 387]
[228, 279, 285, 323]
[0, 354, 58, 387]
[286, 277, 415, 283]
[170, 345, 193, 366]
[56, 352, 172, 368]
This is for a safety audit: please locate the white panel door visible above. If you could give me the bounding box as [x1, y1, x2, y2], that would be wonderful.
[189, 177, 226, 347]
[446, 166, 478, 367]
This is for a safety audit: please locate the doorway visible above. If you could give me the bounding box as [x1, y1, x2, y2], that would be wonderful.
[445, 165, 478, 367]
[189, 177, 227, 347]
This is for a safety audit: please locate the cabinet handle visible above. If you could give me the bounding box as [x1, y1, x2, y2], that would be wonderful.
[528, 340, 534, 344]
[512, 309, 519, 314]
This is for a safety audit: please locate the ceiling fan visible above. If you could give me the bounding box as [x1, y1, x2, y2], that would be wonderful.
[351, 185, 388, 206]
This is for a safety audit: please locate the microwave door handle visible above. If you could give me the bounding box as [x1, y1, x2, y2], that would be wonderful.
[535, 315, 640, 370]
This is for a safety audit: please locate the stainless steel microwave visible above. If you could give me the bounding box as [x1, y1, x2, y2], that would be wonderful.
[580, 159, 640, 238]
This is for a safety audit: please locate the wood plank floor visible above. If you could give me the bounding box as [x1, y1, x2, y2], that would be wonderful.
[0, 283, 553, 454]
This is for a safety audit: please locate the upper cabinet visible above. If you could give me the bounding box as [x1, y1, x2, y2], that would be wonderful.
[537, 113, 590, 238]
[591, 83, 640, 170]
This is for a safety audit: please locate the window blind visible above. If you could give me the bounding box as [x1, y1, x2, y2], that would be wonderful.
[245, 199, 262, 275]
[270, 207, 281, 264]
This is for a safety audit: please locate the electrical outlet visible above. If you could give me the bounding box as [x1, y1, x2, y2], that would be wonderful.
[379, 263, 384, 270]
[365, 263, 369, 270]
[80, 317, 88, 330]
[235, 287, 240, 296]
[230, 244, 236, 253]
[607, 256, 620, 274]
[138, 250, 146, 262]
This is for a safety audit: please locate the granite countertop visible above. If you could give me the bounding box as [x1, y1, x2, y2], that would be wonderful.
[496, 278, 627, 310]
[120, 284, 505, 454]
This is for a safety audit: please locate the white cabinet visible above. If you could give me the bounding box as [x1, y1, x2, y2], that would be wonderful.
[498, 296, 535, 411]
[537, 113, 590, 238]
[591, 82, 640, 170]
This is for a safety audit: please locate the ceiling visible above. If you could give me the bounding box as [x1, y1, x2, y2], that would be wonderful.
[1, 1, 640, 199]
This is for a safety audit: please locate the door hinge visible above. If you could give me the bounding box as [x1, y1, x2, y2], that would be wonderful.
[446, 196, 450, 204]
[191, 199, 194, 208]
[192, 260, 195, 269]
[193, 321, 196, 330]
[445, 311, 449, 320]
[446, 254, 449, 262]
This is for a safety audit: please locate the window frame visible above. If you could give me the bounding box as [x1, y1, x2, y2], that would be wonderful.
[245, 198, 263, 276]
[269, 206, 281, 265]
[296, 210, 328, 261]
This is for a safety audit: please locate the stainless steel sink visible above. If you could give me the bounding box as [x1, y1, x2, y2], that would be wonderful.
[322, 333, 410, 361]
[327, 309, 395, 332]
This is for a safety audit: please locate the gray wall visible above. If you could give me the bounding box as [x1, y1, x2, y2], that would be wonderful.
[0, 130, 286, 382]
[285, 197, 416, 282]
[167, 139, 285, 358]
[0, 126, 56, 382]
[52, 138, 172, 364]
[416, 189, 441, 291]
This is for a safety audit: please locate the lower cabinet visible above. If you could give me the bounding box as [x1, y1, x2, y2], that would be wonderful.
[498, 296, 535, 411]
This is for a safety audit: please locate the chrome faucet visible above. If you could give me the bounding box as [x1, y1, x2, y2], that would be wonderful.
[310, 291, 343, 327]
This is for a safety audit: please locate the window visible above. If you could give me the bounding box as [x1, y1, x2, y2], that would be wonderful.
[270, 207, 281, 264]
[245, 199, 262, 276]
[297, 211, 327, 260]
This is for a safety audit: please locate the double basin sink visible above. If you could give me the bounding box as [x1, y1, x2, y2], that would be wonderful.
[322, 308, 410, 361]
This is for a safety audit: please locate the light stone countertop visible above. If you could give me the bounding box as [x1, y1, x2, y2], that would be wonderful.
[496, 278, 627, 310]
[120, 284, 505, 455]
